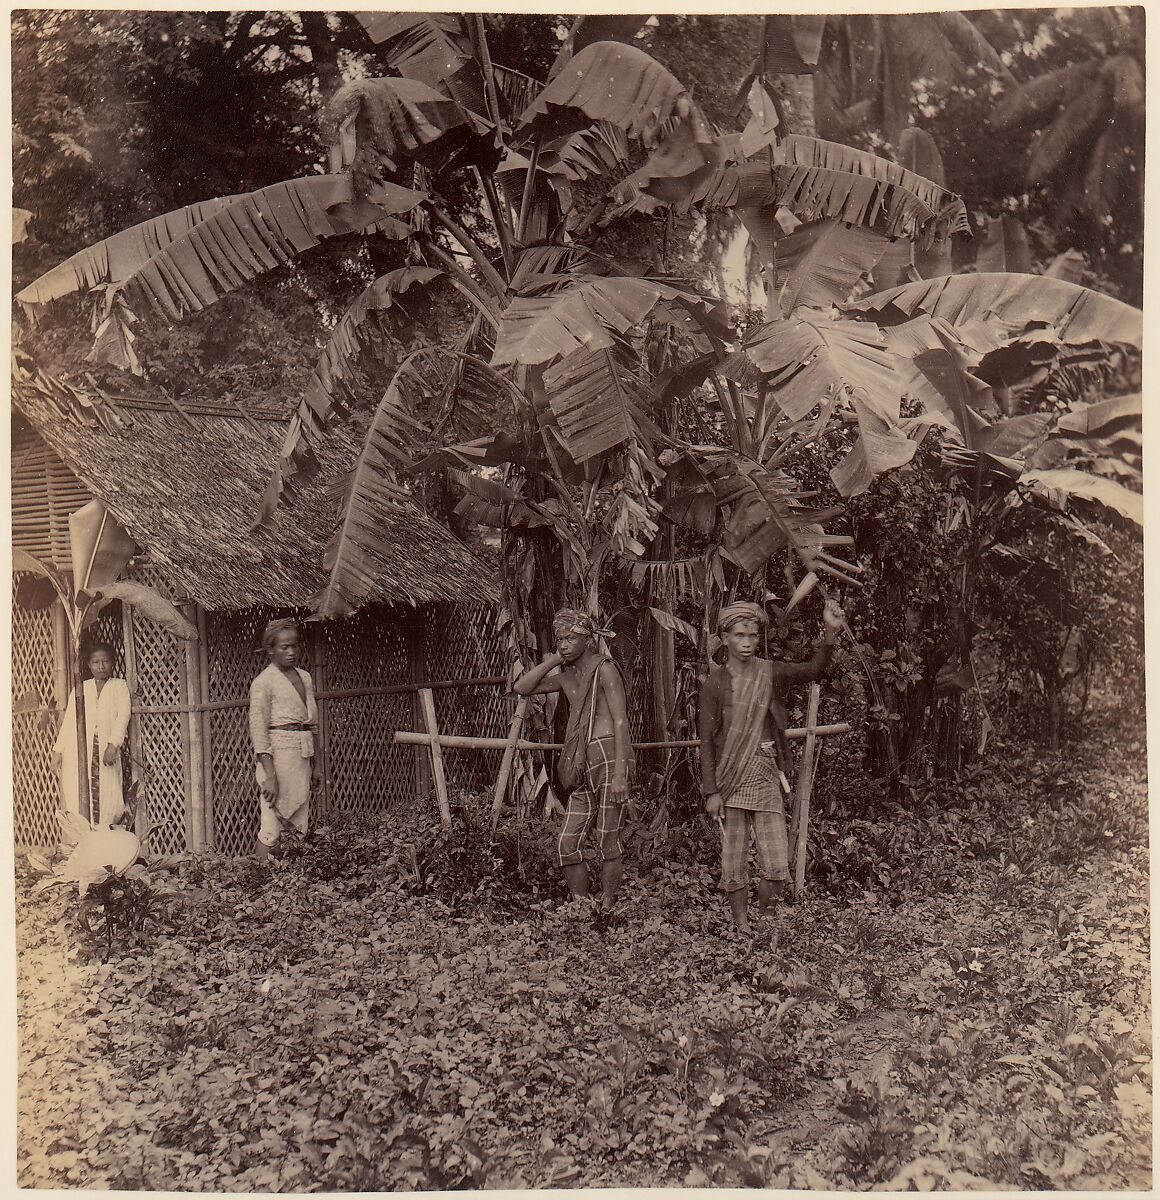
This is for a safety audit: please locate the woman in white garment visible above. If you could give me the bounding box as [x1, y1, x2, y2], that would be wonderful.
[53, 642, 132, 828]
[248, 618, 319, 860]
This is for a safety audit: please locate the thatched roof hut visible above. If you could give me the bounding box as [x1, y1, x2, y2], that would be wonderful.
[11, 389, 507, 853]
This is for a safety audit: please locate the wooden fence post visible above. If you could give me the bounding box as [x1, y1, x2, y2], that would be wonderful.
[311, 624, 329, 820]
[789, 684, 821, 899]
[195, 606, 213, 851]
[490, 694, 529, 837]
[419, 688, 452, 830]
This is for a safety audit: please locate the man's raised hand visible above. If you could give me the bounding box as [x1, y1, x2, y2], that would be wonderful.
[822, 599, 844, 635]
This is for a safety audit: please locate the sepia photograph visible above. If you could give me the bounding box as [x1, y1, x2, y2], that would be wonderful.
[9, 4, 1149, 1191]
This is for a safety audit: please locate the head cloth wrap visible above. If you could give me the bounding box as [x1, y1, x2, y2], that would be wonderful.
[552, 608, 615, 641]
[262, 617, 299, 652]
[717, 601, 769, 634]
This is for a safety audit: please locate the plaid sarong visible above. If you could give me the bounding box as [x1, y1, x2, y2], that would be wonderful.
[718, 752, 789, 892]
[557, 735, 625, 866]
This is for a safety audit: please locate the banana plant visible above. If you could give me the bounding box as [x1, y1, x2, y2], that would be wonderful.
[18, 14, 1143, 696]
[14, 502, 197, 828]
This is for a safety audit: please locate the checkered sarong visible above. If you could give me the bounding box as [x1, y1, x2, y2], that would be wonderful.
[557, 736, 625, 866]
[719, 752, 789, 892]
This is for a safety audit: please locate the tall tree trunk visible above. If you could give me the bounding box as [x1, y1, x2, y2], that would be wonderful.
[771, 75, 818, 137]
[300, 12, 342, 100]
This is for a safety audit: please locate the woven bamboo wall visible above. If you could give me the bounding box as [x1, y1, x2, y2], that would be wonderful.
[316, 610, 416, 821]
[419, 603, 509, 791]
[10, 581, 508, 853]
[10, 586, 61, 848]
[121, 565, 191, 856]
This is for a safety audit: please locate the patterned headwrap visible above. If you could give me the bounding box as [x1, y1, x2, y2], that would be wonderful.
[717, 601, 769, 634]
[552, 608, 615, 641]
[262, 617, 300, 652]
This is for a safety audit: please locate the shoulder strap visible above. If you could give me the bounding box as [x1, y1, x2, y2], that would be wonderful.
[586, 659, 603, 744]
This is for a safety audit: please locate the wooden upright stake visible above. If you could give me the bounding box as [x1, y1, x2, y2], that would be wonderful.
[182, 605, 206, 852]
[490, 694, 529, 837]
[195, 606, 214, 851]
[419, 687, 452, 830]
[789, 683, 821, 899]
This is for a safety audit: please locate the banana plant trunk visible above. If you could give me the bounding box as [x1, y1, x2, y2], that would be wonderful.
[72, 641, 92, 825]
[772, 74, 818, 137]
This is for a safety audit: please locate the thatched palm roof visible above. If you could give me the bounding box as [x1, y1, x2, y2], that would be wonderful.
[12, 390, 499, 611]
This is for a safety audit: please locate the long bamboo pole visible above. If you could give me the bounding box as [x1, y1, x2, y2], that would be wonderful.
[129, 674, 510, 715]
[396, 724, 850, 753]
[183, 604, 206, 853]
[419, 688, 452, 830]
[176, 610, 198, 853]
[195, 606, 214, 851]
[789, 684, 822, 899]
[489, 694, 529, 837]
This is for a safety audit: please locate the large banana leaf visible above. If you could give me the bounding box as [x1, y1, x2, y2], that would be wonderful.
[517, 41, 691, 144]
[720, 463, 856, 581]
[351, 12, 471, 85]
[770, 219, 889, 316]
[849, 273, 1143, 350]
[543, 343, 660, 463]
[313, 346, 469, 617]
[606, 442, 662, 560]
[16, 194, 244, 312]
[735, 314, 899, 421]
[662, 450, 857, 582]
[123, 174, 423, 323]
[699, 157, 950, 249]
[1020, 468, 1143, 526]
[300, 266, 444, 442]
[974, 413, 1055, 457]
[450, 470, 549, 530]
[313, 449, 420, 619]
[548, 15, 653, 80]
[79, 582, 199, 640]
[614, 105, 726, 214]
[893, 129, 952, 277]
[778, 136, 970, 242]
[829, 397, 918, 497]
[324, 77, 488, 190]
[493, 276, 727, 367]
[909, 344, 996, 449]
[1054, 393, 1141, 437]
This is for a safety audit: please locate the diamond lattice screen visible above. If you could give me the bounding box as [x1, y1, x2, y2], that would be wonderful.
[420, 604, 508, 792]
[321, 608, 416, 816]
[205, 608, 271, 855]
[125, 565, 190, 855]
[11, 587, 60, 848]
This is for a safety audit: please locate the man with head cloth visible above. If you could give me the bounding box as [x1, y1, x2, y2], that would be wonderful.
[513, 608, 633, 919]
[698, 597, 843, 933]
[248, 618, 319, 860]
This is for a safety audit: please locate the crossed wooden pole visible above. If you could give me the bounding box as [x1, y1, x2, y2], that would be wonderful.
[394, 682, 848, 897]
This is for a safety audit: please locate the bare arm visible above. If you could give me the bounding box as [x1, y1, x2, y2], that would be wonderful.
[249, 675, 277, 799]
[777, 600, 843, 684]
[600, 661, 631, 801]
[512, 651, 565, 696]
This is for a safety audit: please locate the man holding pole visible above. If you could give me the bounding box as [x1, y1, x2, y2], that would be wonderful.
[698, 599, 843, 935]
[513, 610, 633, 917]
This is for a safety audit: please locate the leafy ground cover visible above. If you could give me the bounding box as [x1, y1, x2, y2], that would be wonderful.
[16, 718, 1150, 1191]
